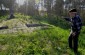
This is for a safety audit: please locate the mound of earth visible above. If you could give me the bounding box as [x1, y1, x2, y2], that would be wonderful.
[0, 19, 51, 34]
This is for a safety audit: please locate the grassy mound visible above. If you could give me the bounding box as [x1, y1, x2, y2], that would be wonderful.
[0, 14, 48, 34]
[0, 14, 85, 55]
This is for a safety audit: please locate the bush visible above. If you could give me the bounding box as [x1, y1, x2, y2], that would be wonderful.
[0, 10, 9, 17]
[31, 15, 70, 29]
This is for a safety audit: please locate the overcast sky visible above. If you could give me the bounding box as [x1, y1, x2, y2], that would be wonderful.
[16, 0, 66, 5]
[16, 0, 25, 5]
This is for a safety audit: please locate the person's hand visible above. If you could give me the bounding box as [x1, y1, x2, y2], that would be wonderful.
[61, 16, 64, 19]
[72, 32, 76, 36]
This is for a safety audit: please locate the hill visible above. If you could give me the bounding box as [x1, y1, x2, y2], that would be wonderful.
[0, 14, 85, 55]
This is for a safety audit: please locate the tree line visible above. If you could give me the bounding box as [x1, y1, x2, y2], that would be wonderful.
[0, 0, 85, 24]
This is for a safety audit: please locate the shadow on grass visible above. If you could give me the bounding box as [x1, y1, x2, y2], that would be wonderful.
[74, 51, 82, 55]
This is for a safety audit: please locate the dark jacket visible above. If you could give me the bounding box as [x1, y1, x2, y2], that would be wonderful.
[64, 15, 82, 33]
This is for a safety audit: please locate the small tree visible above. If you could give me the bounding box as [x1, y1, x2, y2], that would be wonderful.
[54, 0, 64, 16]
[4, 0, 15, 19]
[44, 0, 53, 16]
[27, 0, 36, 15]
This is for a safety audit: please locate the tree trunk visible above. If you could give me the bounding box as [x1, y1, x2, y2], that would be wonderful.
[9, 6, 15, 19]
[1, 5, 2, 10]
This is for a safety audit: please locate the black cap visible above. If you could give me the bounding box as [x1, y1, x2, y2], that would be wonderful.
[69, 8, 77, 12]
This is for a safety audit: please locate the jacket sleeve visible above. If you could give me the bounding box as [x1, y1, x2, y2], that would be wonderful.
[64, 17, 71, 22]
[74, 17, 82, 32]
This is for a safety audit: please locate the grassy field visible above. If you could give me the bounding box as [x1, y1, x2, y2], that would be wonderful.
[0, 14, 85, 55]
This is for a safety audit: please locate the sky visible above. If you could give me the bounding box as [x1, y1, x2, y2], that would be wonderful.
[64, 0, 66, 2]
[16, 0, 66, 5]
[16, 0, 25, 5]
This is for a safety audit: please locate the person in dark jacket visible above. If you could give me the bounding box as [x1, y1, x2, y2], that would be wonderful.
[64, 8, 82, 53]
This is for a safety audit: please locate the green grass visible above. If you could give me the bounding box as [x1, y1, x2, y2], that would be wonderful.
[0, 26, 85, 55]
[0, 14, 85, 55]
